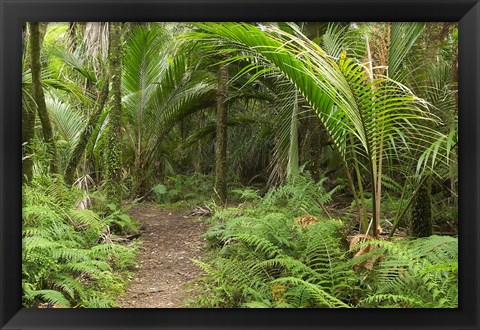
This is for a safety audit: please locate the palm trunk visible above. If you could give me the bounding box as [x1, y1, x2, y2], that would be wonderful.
[287, 90, 299, 179]
[64, 78, 110, 185]
[214, 63, 228, 204]
[410, 175, 433, 237]
[374, 160, 383, 237]
[104, 22, 123, 205]
[350, 137, 368, 233]
[194, 110, 206, 173]
[374, 128, 386, 237]
[29, 22, 58, 174]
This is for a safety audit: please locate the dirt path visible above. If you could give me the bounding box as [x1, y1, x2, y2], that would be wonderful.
[117, 204, 206, 308]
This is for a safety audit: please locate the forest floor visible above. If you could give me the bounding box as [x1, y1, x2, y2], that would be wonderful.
[117, 204, 206, 308]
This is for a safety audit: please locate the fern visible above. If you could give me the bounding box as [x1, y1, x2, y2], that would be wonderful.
[352, 235, 458, 308]
[260, 173, 338, 217]
[51, 274, 84, 299]
[193, 203, 357, 307]
[22, 177, 140, 308]
[233, 233, 284, 258]
[27, 290, 71, 308]
[273, 277, 351, 308]
[80, 296, 116, 308]
[195, 175, 456, 308]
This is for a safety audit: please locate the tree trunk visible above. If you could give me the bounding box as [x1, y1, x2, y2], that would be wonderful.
[29, 22, 58, 174]
[214, 63, 228, 204]
[194, 110, 206, 173]
[301, 109, 324, 181]
[22, 92, 36, 183]
[64, 78, 110, 185]
[104, 22, 123, 205]
[22, 25, 36, 183]
[67, 22, 86, 52]
[410, 175, 433, 237]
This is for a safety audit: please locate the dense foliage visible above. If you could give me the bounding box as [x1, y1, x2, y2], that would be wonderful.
[191, 175, 457, 308]
[23, 176, 139, 307]
[22, 22, 457, 308]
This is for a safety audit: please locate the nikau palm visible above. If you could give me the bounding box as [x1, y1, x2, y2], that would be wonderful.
[122, 26, 216, 191]
[190, 22, 445, 237]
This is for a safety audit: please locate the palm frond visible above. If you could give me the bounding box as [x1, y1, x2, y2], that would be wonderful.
[45, 96, 85, 149]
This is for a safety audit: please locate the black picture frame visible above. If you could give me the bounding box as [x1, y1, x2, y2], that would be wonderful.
[1, 0, 479, 329]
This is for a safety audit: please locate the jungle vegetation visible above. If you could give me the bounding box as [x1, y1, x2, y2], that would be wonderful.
[22, 22, 458, 308]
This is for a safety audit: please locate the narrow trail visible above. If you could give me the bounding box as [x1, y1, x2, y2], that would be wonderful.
[117, 204, 206, 308]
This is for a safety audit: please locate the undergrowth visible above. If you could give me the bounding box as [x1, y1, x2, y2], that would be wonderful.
[353, 235, 458, 308]
[152, 173, 215, 208]
[190, 174, 458, 308]
[22, 175, 140, 308]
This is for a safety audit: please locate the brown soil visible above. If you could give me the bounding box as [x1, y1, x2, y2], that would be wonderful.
[117, 204, 206, 308]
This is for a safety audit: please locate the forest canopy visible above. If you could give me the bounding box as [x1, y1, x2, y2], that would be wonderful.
[22, 22, 458, 308]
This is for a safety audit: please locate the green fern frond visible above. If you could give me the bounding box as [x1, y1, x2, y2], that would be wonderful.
[359, 293, 424, 308]
[52, 275, 83, 299]
[233, 233, 283, 258]
[23, 236, 60, 251]
[273, 277, 351, 308]
[69, 209, 103, 230]
[254, 256, 319, 279]
[62, 260, 112, 277]
[51, 247, 90, 262]
[80, 296, 116, 308]
[28, 289, 70, 307]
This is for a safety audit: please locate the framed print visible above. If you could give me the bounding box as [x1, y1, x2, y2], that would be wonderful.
[1, 0, 479, 329]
